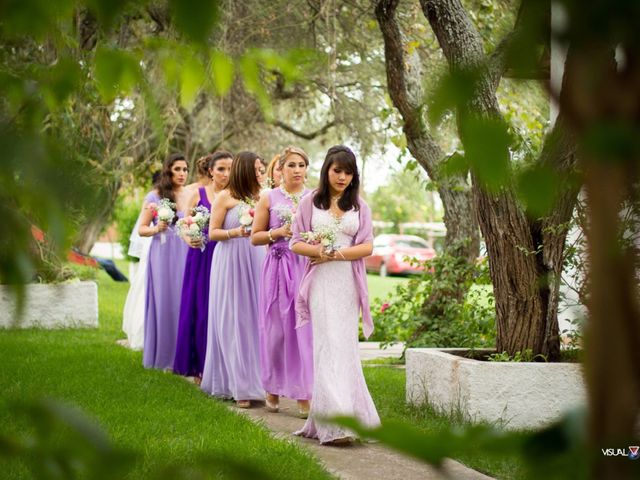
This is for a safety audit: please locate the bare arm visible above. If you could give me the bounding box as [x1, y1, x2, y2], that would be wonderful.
[335, 243, 373, 261]
[251, 193, 290, 246]
[138, 199, 167, 237]
[208, 191, 248, 241]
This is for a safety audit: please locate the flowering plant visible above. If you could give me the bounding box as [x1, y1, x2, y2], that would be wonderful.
[300, 218, 340, 254]
[176, 205, 210, 251]
[238, 199, 256, 233]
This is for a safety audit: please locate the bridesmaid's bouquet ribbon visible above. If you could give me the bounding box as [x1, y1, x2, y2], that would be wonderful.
[177, 205, 210, 251]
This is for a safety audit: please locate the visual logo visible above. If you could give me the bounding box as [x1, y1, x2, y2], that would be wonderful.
[629, 446, 639, 460]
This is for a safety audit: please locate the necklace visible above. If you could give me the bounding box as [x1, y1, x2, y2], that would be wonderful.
[331, 194, 342, 204]
[280, 185, 304, 206]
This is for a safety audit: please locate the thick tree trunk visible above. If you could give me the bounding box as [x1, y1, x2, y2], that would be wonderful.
[421, 0, 577, 359]
[375, 0, 479, 263]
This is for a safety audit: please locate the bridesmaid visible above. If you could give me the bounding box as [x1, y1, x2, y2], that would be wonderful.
[201, 151, 266, 408]
[291, 145, 380, 445]
[252, 146, 313, 418]
[265, 153, 283, 189]
[173, 151, 234, 380]
[184, 155, 211, 197]
[138, 153, 190, 370]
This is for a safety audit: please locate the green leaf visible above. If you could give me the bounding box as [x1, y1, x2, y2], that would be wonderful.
[240, 53, 272, 119]
[516, 164, 559, 217]
[85, 0, 136, 31]
[169, 0, 219, 44]
[180, 56, 206, 108]
[210, 51, 234, 96]
[462, 116, 512, 192]
[440, 151, 468, 178]
[41, 57, 82, 109]
[94, 47, 141, 103]
[0, 0, 74, 39]
[581, 121, 640, 164]
[428, 69, 480, 124]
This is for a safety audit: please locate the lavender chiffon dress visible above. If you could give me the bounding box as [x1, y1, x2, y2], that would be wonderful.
[258, 188, 313, 400]
[173, 187, 216, 377]
[143, 191, 189, 370]
[201, 203, 266, 400]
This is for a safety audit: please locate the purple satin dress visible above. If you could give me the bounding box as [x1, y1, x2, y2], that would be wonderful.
[258, 188, 313, 400]
[143, 191, 189, 370]
[173, 187, 216, 377]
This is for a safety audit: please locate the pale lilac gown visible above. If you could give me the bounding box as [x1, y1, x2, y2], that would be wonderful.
[295, 206, 380, 443]
[201, 203, 266, 400]
[143, 191, 189, 370]
[259, 188, 313, 400]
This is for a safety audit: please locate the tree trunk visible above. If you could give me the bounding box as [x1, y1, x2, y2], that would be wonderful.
[75, 181, 121, 254]
[421, 0, 577, 359]
[375, 0, 479, 263]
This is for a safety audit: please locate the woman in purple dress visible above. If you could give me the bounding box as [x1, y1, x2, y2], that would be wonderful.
[173, 151, 234, 380]
[138, 153, 190, 370]
[252, 146, 313, 418]
[291, 145, 380, 445]
[201, 151, 266, 408]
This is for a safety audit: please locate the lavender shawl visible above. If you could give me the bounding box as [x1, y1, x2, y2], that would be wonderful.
[290, 191, 374, 338]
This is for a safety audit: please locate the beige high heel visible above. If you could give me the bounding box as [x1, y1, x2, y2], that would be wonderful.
[265, 393, 279, 413]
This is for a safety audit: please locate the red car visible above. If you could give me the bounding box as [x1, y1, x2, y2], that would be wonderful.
[365, 234, 436, 276]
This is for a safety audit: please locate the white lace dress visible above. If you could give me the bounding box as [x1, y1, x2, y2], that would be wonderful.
[294, 206, 381, 443]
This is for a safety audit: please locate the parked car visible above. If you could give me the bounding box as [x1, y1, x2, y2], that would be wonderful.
[365, 234, 436, 277]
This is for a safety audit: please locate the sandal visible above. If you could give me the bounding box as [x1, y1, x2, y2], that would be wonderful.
[265, 393, 279, 413]
[297, 400, 310, 419]
[236, 400, 251, 409]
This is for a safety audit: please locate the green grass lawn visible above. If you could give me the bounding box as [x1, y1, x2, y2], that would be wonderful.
[0, 267, 330, 479]
[364, 366, 526, 480]
[366, 273, 408, 302]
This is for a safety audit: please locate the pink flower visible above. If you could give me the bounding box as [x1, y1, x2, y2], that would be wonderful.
[380, 303, 391, 313]
[249, 208, 255, 217]
[147, 202, 159, 218]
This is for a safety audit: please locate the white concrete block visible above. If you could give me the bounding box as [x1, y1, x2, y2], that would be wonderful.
[0, 281, 99, 329]
[406, 348, 586, 430]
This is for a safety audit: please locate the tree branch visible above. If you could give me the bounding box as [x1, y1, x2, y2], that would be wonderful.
[270, 120, 335, 140]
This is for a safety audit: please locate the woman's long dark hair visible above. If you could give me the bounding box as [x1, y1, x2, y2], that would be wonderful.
[228, 151, 262, 200]
[313, 145, 360, 212]
[207, 150, 234, 171]
[156, 153, 186, 203]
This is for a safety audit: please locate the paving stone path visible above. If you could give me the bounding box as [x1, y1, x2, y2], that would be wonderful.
[232, 342, 493, 480]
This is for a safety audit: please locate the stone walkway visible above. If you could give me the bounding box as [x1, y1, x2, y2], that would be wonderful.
[231, 342, 493, 480]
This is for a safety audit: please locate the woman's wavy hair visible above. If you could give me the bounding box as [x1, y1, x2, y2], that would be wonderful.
[313, 145, 360, 212]
[156, 153, 186, 204]
[278, 146, 310, 168]
[228, 151, 262, 200]
[195, 155, 211, 180]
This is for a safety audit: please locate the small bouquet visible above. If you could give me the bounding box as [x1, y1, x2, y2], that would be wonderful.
[238, 200, 255, 233]
[274, 204, 296, 226]
[176, 205, 210, 251]
[147, 198, 177, 244]
[300, 219, 340, 254]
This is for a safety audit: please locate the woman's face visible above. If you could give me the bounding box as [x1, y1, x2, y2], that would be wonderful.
[281, 154, 307, 189]
[272, 164, 283, 188]
[171, 160, 189, 187]
[327, 161, 354, 196]
[254, 158, 267, 186]
[209, 157, 233, 189]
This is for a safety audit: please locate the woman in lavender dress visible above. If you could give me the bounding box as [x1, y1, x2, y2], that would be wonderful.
[201, 151, 266, 408]
[138, 153, 190, 370]
[252, 146, 313, 418]
[291, 145, 380, 445]
[173, 151, 234, 380]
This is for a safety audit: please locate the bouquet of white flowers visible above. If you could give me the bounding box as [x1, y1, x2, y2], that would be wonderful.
[147, 198, 177, 244]
[237, 200, 256, 233]
[176, 205, 210, 251]
[300, 219, 340, 254]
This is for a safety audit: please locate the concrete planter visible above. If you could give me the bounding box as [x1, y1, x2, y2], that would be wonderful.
[406, 348, 586, 430]
[0, 281, 99, 329]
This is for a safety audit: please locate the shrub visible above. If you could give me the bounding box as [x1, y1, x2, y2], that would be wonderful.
[371, 252, 496, 349]
[113, 197, 142, 262]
